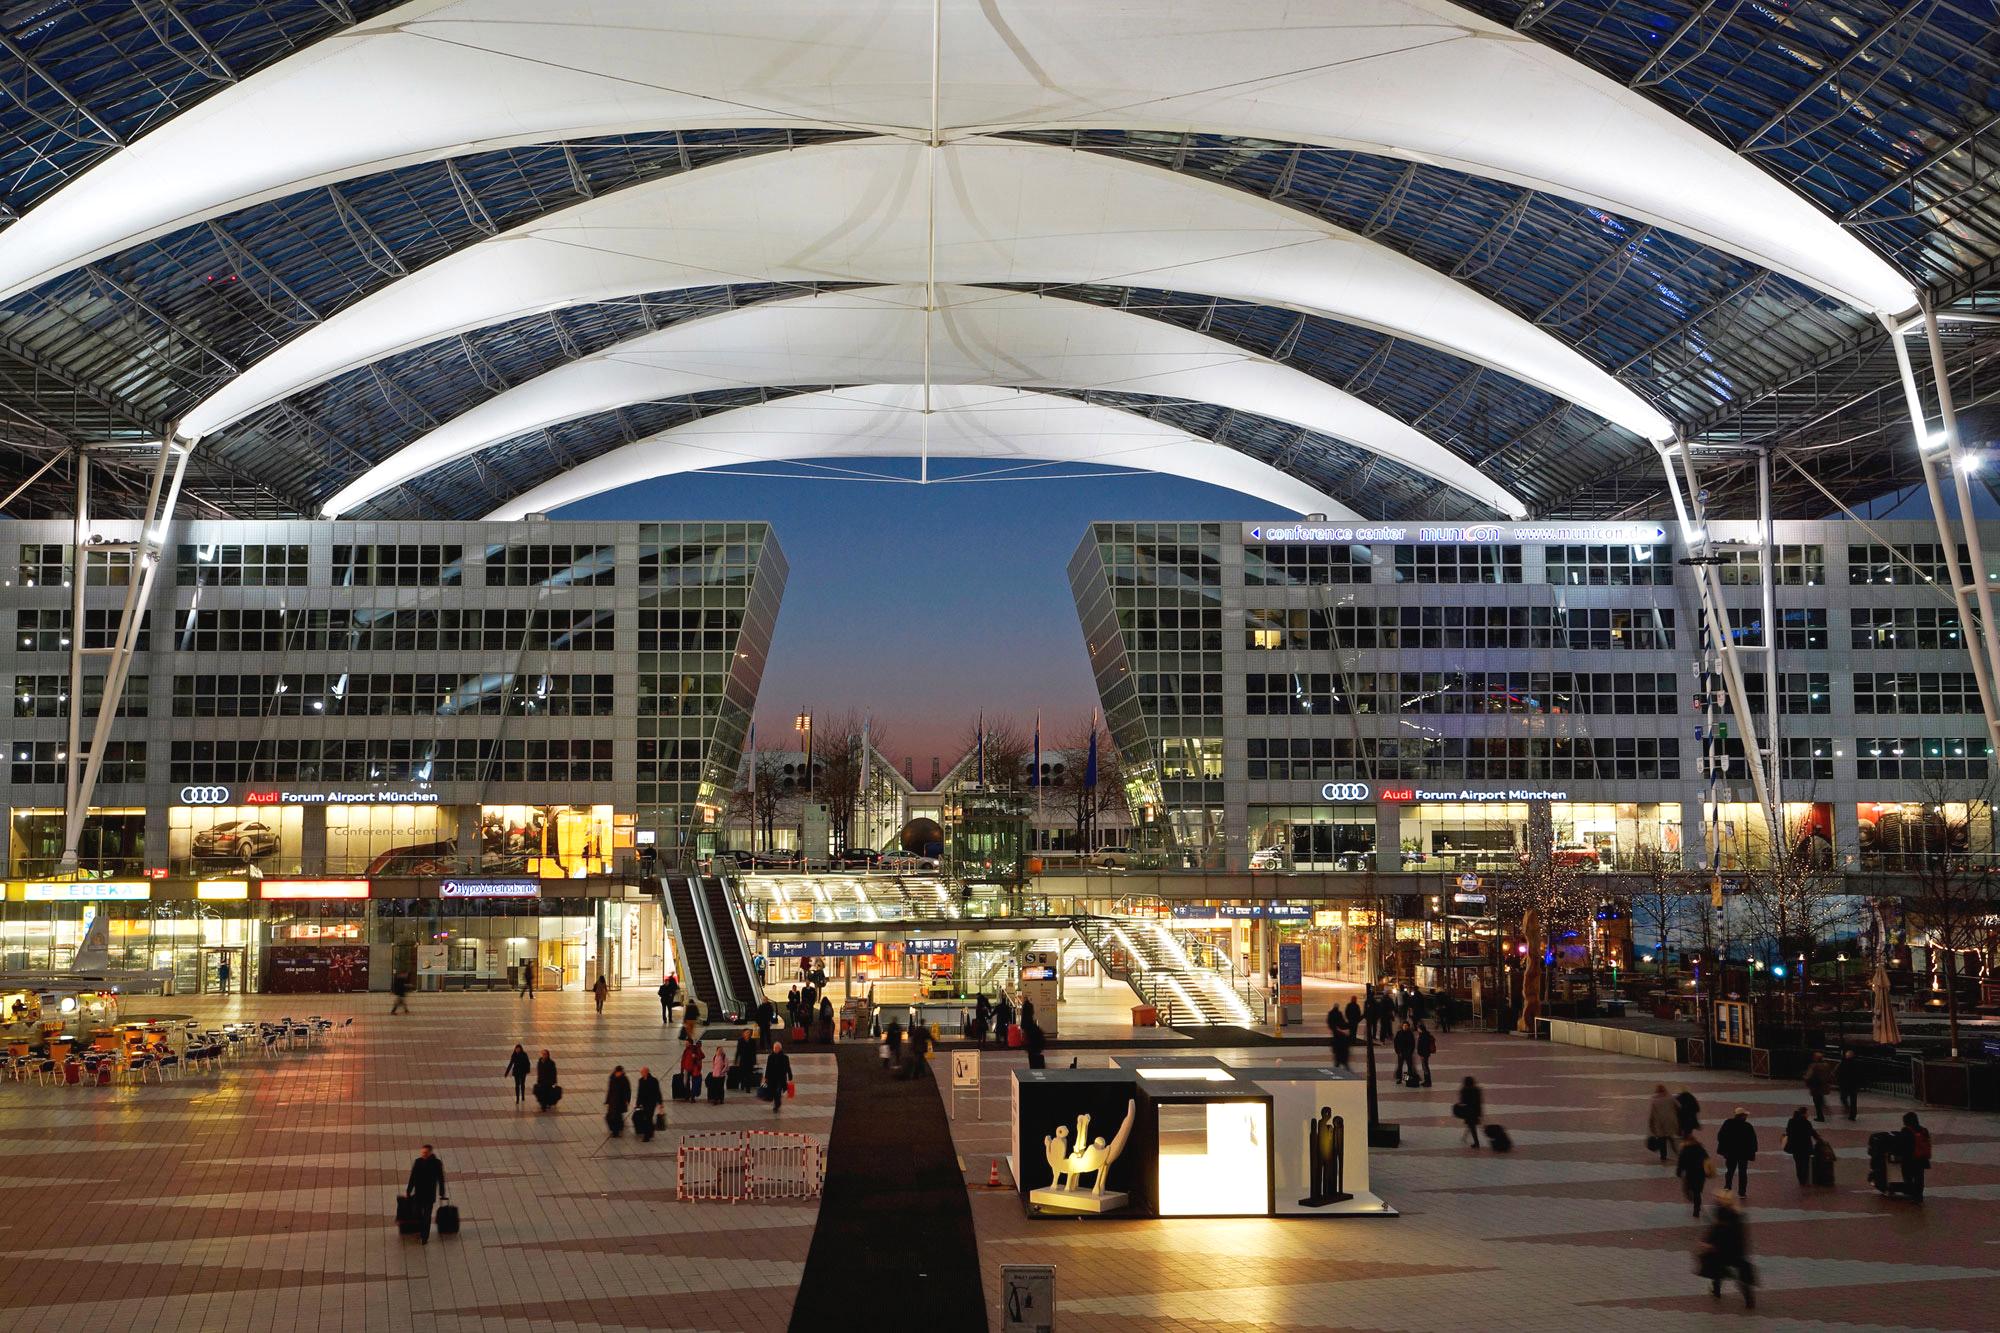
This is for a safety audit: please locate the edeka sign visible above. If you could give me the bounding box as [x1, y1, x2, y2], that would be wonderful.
[244, 788, 440, 805]
[439, 879, 541, 899]
[1246, 522, 1665, 545]
[1375, 786, 1570, 802]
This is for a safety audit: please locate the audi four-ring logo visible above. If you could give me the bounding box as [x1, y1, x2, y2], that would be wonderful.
[178, 785, 233, 805]
[1320, 782, 1371, 802]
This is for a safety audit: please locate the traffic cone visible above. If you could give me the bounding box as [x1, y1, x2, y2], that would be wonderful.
[987, 1159, 1002, 1188]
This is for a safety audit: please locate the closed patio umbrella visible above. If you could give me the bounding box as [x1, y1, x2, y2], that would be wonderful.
[1870, 960, 1900, 1046]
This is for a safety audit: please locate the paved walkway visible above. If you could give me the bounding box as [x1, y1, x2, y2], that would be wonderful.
[0, 990, 831, 1332]
[945, 1033, 2000, 1331]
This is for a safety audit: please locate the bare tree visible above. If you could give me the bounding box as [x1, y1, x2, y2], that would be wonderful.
[1623, 841, 1696, 981]
[812, 710, 868, 853]
[1901, 778, 2000, 1059]
[1739, 809, 1857, 1000]
[1493, 854, 1598, 1029]
[954, 715, 1030, 792]
[729, 752, 790, 851]
[1047, 714, 1125, 851]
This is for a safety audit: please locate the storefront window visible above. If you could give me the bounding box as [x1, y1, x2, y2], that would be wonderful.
[8, 808, 145, 877]
[169, 804, 306, 875]
[1248, 804, 1374, 871]
[1397, 802, 1677, 872]
[1856, 802, 1988, 871]
[326, 803, 455, 873]
[1698, 802, 1832, 869]
[480, 805, 612, 877]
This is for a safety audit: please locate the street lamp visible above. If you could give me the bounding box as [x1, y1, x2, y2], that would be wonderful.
[794, 711, 813, 796]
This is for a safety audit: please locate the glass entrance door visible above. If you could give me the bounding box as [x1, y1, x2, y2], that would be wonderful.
[203, 946, 245, 994]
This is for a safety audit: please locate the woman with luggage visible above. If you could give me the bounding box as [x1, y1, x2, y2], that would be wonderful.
[634, 1066, 664, 1141]
[504, 1043, 531, 1104]
[708, 1044, 729, 1104]
[604, 1065, 632, 1136]
[1454, 1076, 1484, 1148]
[678, 1036, 705, 1101]
[533, 1049, 560, 1111]
[1782, 1107, 1822, 1186]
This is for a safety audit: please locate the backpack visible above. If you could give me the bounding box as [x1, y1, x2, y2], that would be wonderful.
[1912, 1127, 1932, 1164]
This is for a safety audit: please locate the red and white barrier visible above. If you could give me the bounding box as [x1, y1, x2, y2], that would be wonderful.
[676, 1129, 825, 1203]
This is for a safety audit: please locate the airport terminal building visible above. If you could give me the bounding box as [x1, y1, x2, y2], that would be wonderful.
[1072, 518, 1998, 876]
[0, 519, 784, 994]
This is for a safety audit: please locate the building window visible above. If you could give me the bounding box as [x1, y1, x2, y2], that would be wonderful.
[15, 609, 69, 652]
[1853, 672, 1984, 715]
[1555, 606, 1675, 650]
[13, 674, 145, 718]
[10, 740, 143, 786]
[1543, 543, 1672, 585]
[1850, 606, 1964, 650]
[1244, 607, 1331, 650]
[1392, 544, 1521, 584]
[174, 543, 308, 587]
[638, 607, 743, 652]
[1243, 544, 1372, 585]
[1853, 737, 1991, 780]
[169, 738, 494, 784]
[1123, 606, 1221, 651]
[488, 543, 617, 587]
[16, 544, 67, 587]
[1245, 673, 1337, 716]
[1847, 543, 1964, 585]
[1777, 608, 1829, 649]
[331, 544, 464, 586]
[1714, 544, 1825, 586]
[1247, 737, 1335, 780]
[1136, 671, 1223, 717]
[1781, 738, 1834, 781]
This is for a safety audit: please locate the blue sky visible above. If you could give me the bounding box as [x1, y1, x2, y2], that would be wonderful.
[558, 463, 1304, 768]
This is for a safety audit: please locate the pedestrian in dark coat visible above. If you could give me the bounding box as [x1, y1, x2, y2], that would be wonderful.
[504, 1043, 530, 1104]
[1835, 1049, 1864, 1121]
[1716, 1107, 1758, 1198]
[1782, 1107, 1820, 1185]
[633, 1067, 663, 1141]
[764, 1040, 793, 1115]
[1455, 1076, 1484, 1147]
[1674, 1088, 1702, 1137]
[973, 993, 993, 1043]
[1326, 1003, 1352, 1070]
[1804, 1055, 1834, 1122]
[1892, 1110, 1931, 1201]
[1415, 1023, 1437, 1086]
[734, 1028, 760, 1087]
[1676, 1133, 1712, 1217]
[1697, 1191, 1755, 1306]
[405, 1144, 446, 1243]
[884, 1019, 904, 1071]
[593, 974, 609, 1014]
[1343, 997, 1363, 1043]
[995, 995, 1016, 1048]
[534, 1050, 558, 1110]
[658, 977, 677, 1023]
[1023, 1012, 1047, 1070]
[756, 998, 778, 1050]
[1392, 1022, 1417, 1085]
[604, 1065, 632, 1136]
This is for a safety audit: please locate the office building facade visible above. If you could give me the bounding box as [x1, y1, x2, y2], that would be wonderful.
[1071, 518, 1996, 876]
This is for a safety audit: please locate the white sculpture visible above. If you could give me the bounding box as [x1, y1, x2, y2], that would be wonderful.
[1031, 1101, 1136, 1213]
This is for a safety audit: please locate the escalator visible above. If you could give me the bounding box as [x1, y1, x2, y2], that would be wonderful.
[701, 875, 759, 1011]
[663, 876, 723, 1019]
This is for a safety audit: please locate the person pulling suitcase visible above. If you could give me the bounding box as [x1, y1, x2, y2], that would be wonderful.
[634, 1067, 663, 1142]
[604, 1065, 631, 1136]
[403, 1144, 446, 1244]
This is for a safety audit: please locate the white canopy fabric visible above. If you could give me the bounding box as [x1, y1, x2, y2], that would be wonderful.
[324, 283, 1526, 518]
[483, 385, 1360, 520]
[0, 0, 1913, 314]
[181, 138, 1673, 445]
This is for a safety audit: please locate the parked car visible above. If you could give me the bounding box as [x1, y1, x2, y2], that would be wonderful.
[367, 839, 459, 876]
[1248, 844, 1287, 871]
[1094, 845, 1134, 868]
[879, 852, 939, 871]
[1549, 844, 1605, 870]
[836, 847, 880, 869]
[193, 820, 278, 862]
[751, 848, 801, 869]
[719, 848, 757, 869]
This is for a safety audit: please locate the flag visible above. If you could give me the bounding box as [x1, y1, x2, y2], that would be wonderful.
[1084, 711, 1099, 789]
[1030, 714, 1041, 788]
[977, 711, 985, 787]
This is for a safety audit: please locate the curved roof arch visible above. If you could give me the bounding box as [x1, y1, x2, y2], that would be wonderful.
[322, 283, 1527, 519]
[179, 137, 1675, 445]
[482, 385, 1361, 521]
[0, 0, 1912, 314]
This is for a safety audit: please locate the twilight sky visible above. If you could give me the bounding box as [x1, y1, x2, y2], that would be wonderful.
[557, 462, 1303, 771]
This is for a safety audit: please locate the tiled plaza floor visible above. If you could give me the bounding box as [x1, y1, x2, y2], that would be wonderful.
[946, 1032, 2000, 1332]
[0, 989, 832, 1332]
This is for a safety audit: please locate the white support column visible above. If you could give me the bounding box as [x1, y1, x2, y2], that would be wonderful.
[1657, 441, 1777, 832]
[1758, 448, 1784, 820]
[59, 435, 193, 872]
[62, 452, 89, 823]
[1883, 315, 2000, 761]
[1920, 304, 2000, 712]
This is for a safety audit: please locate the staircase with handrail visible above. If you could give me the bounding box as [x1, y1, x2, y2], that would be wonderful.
[1071, 915, 1257, 1026]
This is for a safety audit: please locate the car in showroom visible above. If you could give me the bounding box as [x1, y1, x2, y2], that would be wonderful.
[193, 820, 279, 862]
[1248, 844, 1288, 871]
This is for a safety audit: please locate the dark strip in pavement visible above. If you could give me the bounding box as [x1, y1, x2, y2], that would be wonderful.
[789, 1044, 988, 1333]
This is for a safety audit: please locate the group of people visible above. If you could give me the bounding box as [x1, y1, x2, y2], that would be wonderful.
[1643, 1056, 1936, 1308]
[1325, 984, 1441, 1085]
[969, 992, 1046, 1064]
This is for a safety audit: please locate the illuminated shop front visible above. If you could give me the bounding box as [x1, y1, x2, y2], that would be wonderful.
[169, 803, 305, 874]
[328, 803, 454, 874]
[1248, 804, 1374, 871]
[1699, 801, 1834, 869]
[480, 804, 614, 878]
[1389, 796, 1679, 873]
[8, 808, 145, 878]
[1856, 801, 1990, 870]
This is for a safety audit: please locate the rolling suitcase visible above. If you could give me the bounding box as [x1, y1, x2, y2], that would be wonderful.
[1812, 1143, 1836, 1187]
[434, 1203, 460, 1236]
[396, 1194, 421, 1235]
[706, 1074, 725, 1104]
[1483, 1124, 1513, 1153]
[605, 1108, 625, 1136]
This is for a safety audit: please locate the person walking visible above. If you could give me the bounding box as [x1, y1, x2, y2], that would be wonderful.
[1716, 1107, 1758, 1199]
[658, 976, 677, 1023]
[633, 1066, 663, 1142]
[593, 974, 609, 1016]
[1892, 1110, 1931, 1202]
[1804, 1053, 1834, 1122]
[1676, 1132, 1713, 1218]
[708, 1044, 729, 1103]
[390, 971, 411, 1015]
[756, 997, 778, 1051]
[1392, 1021, 1417, 1086]
[973, 992, 992, 1044]
[1674, 1087, 1702, 1138]
[504, 1043, 531, 1104]
[1326, 1002, 1352, 1071]
[764, 1039, 792, 1115]
[1646, 1084, 1680, 1162]
[534, 1049, 559, 1111]
[733, 1027, 759, 1090]
[1836, 1049, 1864, 1121]
[1697, 1191, 1755, 1307]
[883, 1018, 904, 1073]
[678, 1035, 705, 1101]
[521, 959, 536, 1000]
[404, 1144, 447, 1245]
[1435, 988, 1454, 1034]
[1343, 996, 1363, 1045]
[1454, 1076, 1484, 1148]
[604, 1064, 631, 1136]
[994, 994, 1015, 1048]
[1415, 1022, 1437, 1086]
[1782, 1107, 1820, 1186]
[1023, 1008, 1047, 1071]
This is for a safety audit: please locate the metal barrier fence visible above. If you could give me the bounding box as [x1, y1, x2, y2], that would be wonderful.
[676, 1129, 825, 1203]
